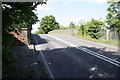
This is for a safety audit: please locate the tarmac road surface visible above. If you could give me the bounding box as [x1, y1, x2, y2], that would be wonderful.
[33, 34, 120, 78]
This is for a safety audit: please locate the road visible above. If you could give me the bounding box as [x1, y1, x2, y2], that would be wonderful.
[33, 34, 120, 78]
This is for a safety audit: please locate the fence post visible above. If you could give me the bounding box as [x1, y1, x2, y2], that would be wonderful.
[106, 29, 110, 40]
[118, 30, 120, 56]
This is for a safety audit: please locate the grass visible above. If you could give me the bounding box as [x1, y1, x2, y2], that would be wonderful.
[32, 31, 41, 34]
[48, 31, 118, 46]
[74, 34, 118, 46]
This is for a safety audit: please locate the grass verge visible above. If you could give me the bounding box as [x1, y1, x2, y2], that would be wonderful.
[73, 34, 118, 46]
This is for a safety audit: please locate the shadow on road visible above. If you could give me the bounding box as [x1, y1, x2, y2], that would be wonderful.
[12, 45, 38, 78]
[80, 46, 120, 61]
[36, 46, 120, 78]
[12, 45, 48, 78]
[5, 34, 47, 78]
[31, 34, 120, 78]
[32, 34, 48, 45]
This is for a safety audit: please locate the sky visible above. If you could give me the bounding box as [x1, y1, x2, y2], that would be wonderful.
[31, 0, 109, 33]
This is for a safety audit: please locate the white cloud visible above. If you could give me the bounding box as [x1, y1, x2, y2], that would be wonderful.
[88, 0, 108, 4]
[48, 0, 108, 4]
[35, 0, 108, 11]
[48, 0, 83, 2]
[36, 4, 56, 11]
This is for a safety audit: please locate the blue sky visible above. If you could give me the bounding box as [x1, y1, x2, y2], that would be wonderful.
[32, 0, 109, 33]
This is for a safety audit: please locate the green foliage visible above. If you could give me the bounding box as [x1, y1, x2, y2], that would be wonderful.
[77, 19, 105, 39]
[2, 33, 18, 78]
[77, 20, 86, 35]
[2, 2, 47, 78]
[2, 2, 45, 32]
[39, 15, 60, 34]
[59, 25, 66, 29]
[33, 29, 46, 34]
[68, 22, 75, 29]
[33, 31, 41, 34]
[106, 1, 120, 31]
[38, 28, 46, 34]
[74, 34, 118, 46]
[84, 19, 105, 39]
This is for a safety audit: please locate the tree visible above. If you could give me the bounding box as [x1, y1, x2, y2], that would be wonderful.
[2, 2, 45, 33]
[2, 2, 47, 78]
[59, 25, 66, 29]
[39, 15, 60, 34]
[77, 20, 86, 35]
[68, 22, 75, 29]
[84, 19, 105, 39]
[106, 0, 120, 31]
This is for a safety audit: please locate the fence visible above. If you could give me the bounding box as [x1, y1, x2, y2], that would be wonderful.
[48, 28, 119, 41]
[100, 28, 119, 40]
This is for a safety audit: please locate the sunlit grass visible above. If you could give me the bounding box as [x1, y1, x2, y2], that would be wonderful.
[74, 34, 118, 46]
[32, 31, 41, 34]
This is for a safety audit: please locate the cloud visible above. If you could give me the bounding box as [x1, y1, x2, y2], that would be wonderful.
[35, 0, 108, 11]
[48, 0, 108, 4]
[36, 4, 56, 11]
[88, 0, 108, 4]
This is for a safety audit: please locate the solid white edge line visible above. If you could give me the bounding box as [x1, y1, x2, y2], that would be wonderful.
[46, 34, 78, 47]
[31, 45, 40, 78]
[46, 34, 120, 67]
[33, 34, 54, 78]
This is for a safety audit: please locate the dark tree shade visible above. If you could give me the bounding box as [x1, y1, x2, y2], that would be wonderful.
[2, 2, 47, 78]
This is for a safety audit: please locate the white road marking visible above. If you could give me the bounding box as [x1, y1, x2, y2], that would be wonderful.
[78, 47, 120, 64]
[46, 34, 120, 67]
[78, 47, 120, 67]
[31, 45, 40, 78]
[33, 35, 54, 78]
[46, 34, 78, 47]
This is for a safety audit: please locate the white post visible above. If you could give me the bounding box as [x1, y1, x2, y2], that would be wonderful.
[106, 29, 110, 40]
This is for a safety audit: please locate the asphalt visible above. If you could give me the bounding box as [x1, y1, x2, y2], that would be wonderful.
[12, 45, 40, 78]
[33, 34, 120, 78]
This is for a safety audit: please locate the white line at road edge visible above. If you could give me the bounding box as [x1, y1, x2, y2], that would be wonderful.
[46, 34, 120, 67]
[33, 35, 54, 78]
[31, 45, 40, 78]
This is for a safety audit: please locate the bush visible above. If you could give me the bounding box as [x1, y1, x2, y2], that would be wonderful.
[84, 19, 105, 39]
